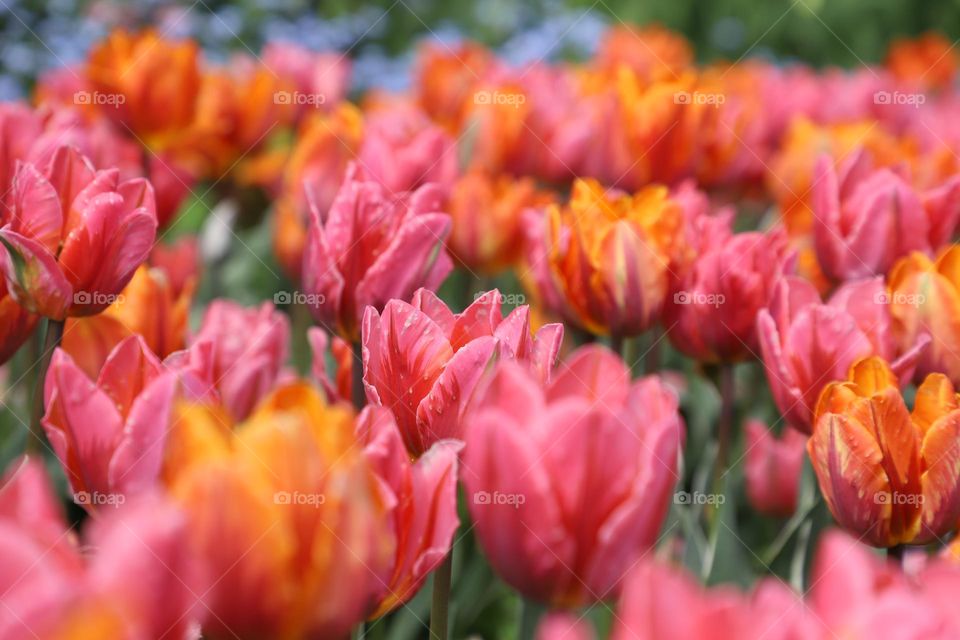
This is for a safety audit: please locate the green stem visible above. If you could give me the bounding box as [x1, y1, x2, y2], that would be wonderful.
[644, 327, 662, 374]
[29, 318, 64, 452]
[609, 333, 624, 358]
[430, 552, 453, 640]
[714, 363, 736, 479]
[518, 598, 545, 640]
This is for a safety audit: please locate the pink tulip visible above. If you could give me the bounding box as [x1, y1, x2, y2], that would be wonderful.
[666, 225, 794, 362]
[363, 288, 563, 456]
[614, 561, 813, 640]
[302, 163, 454, 341]
[809, 531, 953, 638]
[536, 613, 596, 640]
[358, 106, 458, 195]
[42, 335, 177, 510]
[462, 345, 683, 606]
[743, 419, 807, 517]
[308, 325, 353, 404]
[0, 457, 203, 639]
[757, 276, 928, 433]
[357, 405, 461, 617]
[190, 299, 290, 421]
[262, 42, 352, 115]
[0, 103, 43, 217]
[0, 146, 157, 319]
[812, 149, 960, 281]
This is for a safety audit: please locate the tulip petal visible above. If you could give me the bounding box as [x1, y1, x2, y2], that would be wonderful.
[108, 373, 178, 494]
[11, 163, 62, 252]
[547, 344, 629, 405]
[96, 335, 164, 419]
[0, 227, 72, 319]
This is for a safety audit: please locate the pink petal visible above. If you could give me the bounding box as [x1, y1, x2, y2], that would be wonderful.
[0, 227, 72, 319]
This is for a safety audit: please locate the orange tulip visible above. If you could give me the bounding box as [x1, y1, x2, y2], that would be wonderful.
[886, 32, 958, 91]
[62, 263, 195, 379]
[889, 246, 960, 386]
[594, 25, 693, 82]
[527, 178, 683, 337]
[448, 171, 554, 275]
[163, 383, 394, 638]
[809, 357, 960, 547]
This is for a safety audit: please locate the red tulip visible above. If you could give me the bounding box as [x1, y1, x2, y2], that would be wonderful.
[42, 336, 177, 510]
[462, 345, 683, 606]
[363, 288, 563, 456]
[812, 149, 960, 281]
[302, 163, 453, 341]
[190, 299, 290, 422]
[757, 276, 928, 433]
[0, 146, 157, 319]
[666, 225, 794, 362]
[744, 419, 807, 517]
[357, 405, 461, 617]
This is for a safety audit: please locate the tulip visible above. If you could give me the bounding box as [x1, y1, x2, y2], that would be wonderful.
[164, 383, 393, 638]
[809, 530, 956, 637]
[811, 150, 960, 281]
[149, 236, 201, 296]
[809, 356, 960, 547]
[357, 404, 461, 617]
[62, 260, 196, 379]
[42, 336, 178, 510]
[0, 457, 203, 639]
[526, 178, 685, 338]
[448, 171, 554, 275]
[594, 25, 693, 82]
[462, 345, 684, 606]
[0, 277, 36, 365]
[613, 559, 813, 640]
[743, 419, 807, 517]
[308, 326, 353, 405]
[414, 41, 495, 131]
[889, 245, 960, 385]
[0, 146, 157, 319]
[666, 226, 794, 363]
[86, 29, 201, 138]
[190, 299, 290, 422]
[274, 104, 363, 279]
[536, 613, 596, 640]
[757, 276, 928, 433]
[886, 32, 957, 90]
[302, 164, 453, 341]
[357, 105, 458, 196]
[363, 288, 563, 456]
